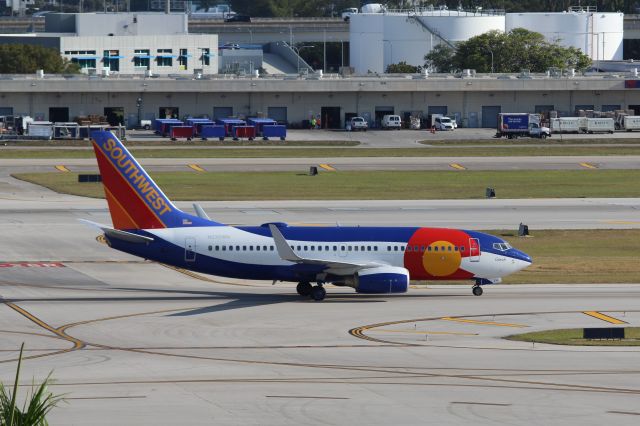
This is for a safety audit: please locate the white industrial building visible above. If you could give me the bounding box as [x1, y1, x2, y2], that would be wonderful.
[350, 7, 624, 74]
[0, 12, 218, 76]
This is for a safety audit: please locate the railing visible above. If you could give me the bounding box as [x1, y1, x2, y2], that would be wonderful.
[0, 71, 636, 82]
[384, 7, 505, 17]
[569, 6, 597, 13]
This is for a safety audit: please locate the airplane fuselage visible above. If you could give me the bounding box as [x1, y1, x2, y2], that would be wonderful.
[106, 224, 532, 284]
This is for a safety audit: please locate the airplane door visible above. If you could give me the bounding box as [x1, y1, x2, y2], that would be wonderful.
[185, 238, 196, 262]
[469, 238, 480, 262]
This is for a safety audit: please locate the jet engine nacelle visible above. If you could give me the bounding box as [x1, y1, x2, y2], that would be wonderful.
[353, 266, 409, 294]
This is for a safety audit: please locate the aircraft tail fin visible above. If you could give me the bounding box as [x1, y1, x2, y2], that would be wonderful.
[91, 130, 220, 230]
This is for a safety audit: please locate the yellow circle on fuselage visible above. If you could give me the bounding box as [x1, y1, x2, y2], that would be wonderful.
[422, 240, 462, 277]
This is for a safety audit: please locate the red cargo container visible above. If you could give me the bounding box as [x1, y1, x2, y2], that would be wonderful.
[232, 125, 256, 140]
[170, 126, 194, 140]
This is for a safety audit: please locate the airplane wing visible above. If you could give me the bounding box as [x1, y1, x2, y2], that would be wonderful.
[268, 224, 384, 276]
[79, 219, 154, 244]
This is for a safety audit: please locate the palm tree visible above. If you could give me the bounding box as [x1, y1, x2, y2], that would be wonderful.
[0, 344, 63, 426]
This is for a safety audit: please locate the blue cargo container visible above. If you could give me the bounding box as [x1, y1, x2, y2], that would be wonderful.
[247, 118, 277, 136]
[185, 118, 215, 136]
[215, 118, 246, 136]
[200, 125, 226, 140]
[154, 119, 183, 136]
[262, 125, 287, 140]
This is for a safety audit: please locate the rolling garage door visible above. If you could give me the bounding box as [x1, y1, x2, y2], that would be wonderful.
[481, 105, 501, 128]
[267, 107, 287, 124]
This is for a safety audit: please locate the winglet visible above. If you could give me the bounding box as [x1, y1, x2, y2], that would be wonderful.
[268, 224, 301, 262]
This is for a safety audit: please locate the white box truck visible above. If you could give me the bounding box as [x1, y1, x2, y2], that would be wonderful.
[581, 118, 614, 134]
[550, 117, 581, 133]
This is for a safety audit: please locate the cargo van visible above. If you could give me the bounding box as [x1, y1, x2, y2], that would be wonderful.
[381, 114, 401, 129]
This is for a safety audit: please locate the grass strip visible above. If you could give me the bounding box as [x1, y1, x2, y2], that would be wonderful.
[506, 327, 640, 346]
[422, 138, 640, 146]
[0, 140, 359, 148]
[13, 170, 640, 200]
[4, 146, 640, 159]
[497, 229, 640, 284]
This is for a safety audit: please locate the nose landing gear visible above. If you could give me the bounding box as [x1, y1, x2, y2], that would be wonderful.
[472, 285, 483, 296]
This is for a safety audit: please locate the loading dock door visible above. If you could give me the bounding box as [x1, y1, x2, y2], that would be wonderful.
[104, 107, 124, 126]
[630, 105, 640, 115]
[267, 107, 287, 124]
[49, 107, 69, 122]
[159, 107, 179, 119]
[427, 106, 448, 116]
[374, 106, 394, 128]
[481, 106, 501, 128]
[320, 106, 341, 129]
[213, 107, 233, 120]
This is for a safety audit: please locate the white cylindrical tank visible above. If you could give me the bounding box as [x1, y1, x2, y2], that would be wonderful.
[506, 12, 623, 61]
[350, 11, 504, 74]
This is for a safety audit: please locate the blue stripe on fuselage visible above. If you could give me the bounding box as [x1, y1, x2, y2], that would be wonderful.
[238, 226, 420, 242]
[106, 232, 325, 282]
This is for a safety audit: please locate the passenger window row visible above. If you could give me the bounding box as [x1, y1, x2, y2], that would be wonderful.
[208, 245, 275, 252]
[206, 244, 467, 253]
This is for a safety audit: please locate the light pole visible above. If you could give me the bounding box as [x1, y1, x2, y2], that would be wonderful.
[485, 46, 494, 74]
[292, 44, 315, 74]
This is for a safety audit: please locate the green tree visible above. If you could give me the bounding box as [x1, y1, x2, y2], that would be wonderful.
[424, 44, 456, 73]
[0, 44, 80, 74]
[386, 61, 422, 73]
[425, 28, 591, 73]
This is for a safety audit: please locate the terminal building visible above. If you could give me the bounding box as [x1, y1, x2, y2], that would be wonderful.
[0, 9, 638, 129]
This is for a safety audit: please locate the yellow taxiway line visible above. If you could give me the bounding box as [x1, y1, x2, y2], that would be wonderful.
[583, 311, 627, 325]
[188, 164, 206, 172]
[441, 317, 528, 328]
[372, 329, 478, 336]
[449, 163, 466, 170]
[579, 162, 598, 169]
[318, 164, 336, 171]
[55, 165, 70, 172]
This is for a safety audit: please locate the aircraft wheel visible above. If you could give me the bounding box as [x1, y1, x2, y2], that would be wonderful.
[296, 281, 312, 297]
[472, 285, 483, 296]
[310, 285, 326, 301]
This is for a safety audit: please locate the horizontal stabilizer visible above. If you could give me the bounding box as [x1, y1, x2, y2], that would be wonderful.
[79, 219, 153, 244]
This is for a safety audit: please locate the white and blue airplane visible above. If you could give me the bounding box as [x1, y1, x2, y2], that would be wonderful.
[85, 131, 532, 301]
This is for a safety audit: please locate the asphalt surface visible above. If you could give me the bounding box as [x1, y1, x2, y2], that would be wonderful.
[1, 136, 640, 424]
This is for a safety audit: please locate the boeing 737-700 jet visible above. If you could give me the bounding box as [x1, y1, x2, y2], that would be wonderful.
[84, 131, 532, 301]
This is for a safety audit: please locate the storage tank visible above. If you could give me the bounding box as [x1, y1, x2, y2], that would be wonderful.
[506, 12, 623, 61]
[350, 9, 505, 74]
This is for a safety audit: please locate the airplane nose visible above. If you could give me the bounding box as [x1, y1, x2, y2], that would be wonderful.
[511, 249, 532, 269]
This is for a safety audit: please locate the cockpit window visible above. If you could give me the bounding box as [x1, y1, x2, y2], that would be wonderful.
[492, 242, 512, 251]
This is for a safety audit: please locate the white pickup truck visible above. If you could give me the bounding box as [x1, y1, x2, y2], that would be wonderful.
[348, 116, 368, 131]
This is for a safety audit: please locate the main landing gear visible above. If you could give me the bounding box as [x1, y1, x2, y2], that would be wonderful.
[472, 285, 483, 296]
[297, 281, 326, 301]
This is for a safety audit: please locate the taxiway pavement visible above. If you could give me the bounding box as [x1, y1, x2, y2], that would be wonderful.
[2, 156, 640, 424]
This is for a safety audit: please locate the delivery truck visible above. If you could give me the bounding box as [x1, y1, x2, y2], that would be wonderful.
[495, 113, 551, 139]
